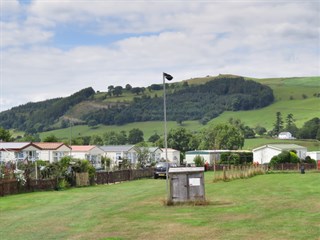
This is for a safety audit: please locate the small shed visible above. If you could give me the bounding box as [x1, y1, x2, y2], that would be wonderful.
[168, 167, 205, 203]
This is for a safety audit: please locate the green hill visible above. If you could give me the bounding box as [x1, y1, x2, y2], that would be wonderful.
[3, 75, 320, 147]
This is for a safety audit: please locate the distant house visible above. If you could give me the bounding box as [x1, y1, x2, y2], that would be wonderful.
[71, 145, 104, 169]
[33, 142, 71, 163]
[100, 145, 136, 168]
[278, 132, 295, 139]
[0, 142, 40, 163]
[253, 144, 307, 164]
[160, 148, 180, 165]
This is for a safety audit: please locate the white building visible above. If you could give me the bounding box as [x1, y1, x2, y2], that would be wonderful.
[0, 142, 40, 163]
[185, 150, 230, 166]
[71, 145, 104, 169]
[33, 142, 71, 163]
[160, 148, 181, 165]
[253, 144, 307, 164]
[306, 151, 320, 161]
[278, 132, 295, 139]
[100, 145, 136, 167]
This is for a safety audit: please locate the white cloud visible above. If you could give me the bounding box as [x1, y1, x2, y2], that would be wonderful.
[1, 0, 319, 111]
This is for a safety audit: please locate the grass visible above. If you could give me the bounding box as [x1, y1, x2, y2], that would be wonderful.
[0, 172, 319, 240]
[243, 137, 320, 151]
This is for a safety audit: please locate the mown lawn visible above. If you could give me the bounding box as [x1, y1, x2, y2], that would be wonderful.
[0, 172, 319, 240]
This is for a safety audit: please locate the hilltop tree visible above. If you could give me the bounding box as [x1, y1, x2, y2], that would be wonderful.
[113, 86, 123, 97]
[125, 84, 132, 91]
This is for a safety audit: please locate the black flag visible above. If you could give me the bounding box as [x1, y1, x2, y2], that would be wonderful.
[163, 72, 173, 81]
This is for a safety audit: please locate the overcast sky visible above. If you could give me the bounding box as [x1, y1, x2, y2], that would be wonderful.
[1, 0, 319, 111]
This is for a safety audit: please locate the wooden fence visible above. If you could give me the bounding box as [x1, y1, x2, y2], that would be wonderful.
[96, 168, 154, 184]
[0, 168, 154, 197]
[0, 179, 57, 197]
[208, 163, 317, 171]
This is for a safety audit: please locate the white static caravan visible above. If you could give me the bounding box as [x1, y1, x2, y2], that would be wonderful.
[33, 142, 71, 163]
[161, 148, 181, 165]
[185, 150, 230, 166]
[71, 145, 104, 169]
[253, 144, 307, 164]
[0, 142, 40, 163]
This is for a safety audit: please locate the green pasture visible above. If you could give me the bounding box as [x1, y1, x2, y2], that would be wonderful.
[39, 120, 204, 142]
[208, 97, 320, 130]
[0, 172, 319, 240]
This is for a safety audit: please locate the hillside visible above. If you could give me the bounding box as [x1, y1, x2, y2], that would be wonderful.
[0, 75, 274, 133]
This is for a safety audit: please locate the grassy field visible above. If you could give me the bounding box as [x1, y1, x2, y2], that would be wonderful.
[0, 172, 319, 240]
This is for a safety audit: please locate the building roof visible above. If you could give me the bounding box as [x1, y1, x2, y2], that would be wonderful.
[148, 147, 162, 152]
[0, 142, 38, 151]
[33, 142, 71, 150]
[161, 148, 178, 153]
[100, 145, 135, 152]
[253, 144, 307, 152]
[71, 145, 96, 152]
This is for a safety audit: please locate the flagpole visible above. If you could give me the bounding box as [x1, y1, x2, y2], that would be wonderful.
[163, 72, 173, 201]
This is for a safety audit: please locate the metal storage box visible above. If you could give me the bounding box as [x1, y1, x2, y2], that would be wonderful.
[168, 167, 205, 203]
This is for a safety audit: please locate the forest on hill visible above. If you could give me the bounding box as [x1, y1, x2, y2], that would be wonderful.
[84, 77, 274, 125]
[0, 76, 274, 134]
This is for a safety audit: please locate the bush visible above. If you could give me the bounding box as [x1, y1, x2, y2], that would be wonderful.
[194, 155, 204, 167]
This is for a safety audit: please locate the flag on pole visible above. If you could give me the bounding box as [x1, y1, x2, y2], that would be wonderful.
[163, 72, 173, 81]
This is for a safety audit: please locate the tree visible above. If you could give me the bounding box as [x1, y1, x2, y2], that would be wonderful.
[125, 84, 132, 91]
[43, 134, 59, 142]
[103, 131, 127, 145]
[0, 127, 12, 142]
[284, 113, 298, 136]
[298, 117, 320, 140]
[198, 123, 244, 150]
[255, 125, 267, 136]
[90, 135, 103, 145]
[131, 87, 142, 95]
[148, 132, 160, 143]
[113, 86, 123, 97]
[272, 112, 284, 136]
[167, 127, 193, 153]
[134, 142, 150, 168]
[193, 155, 204, 167]
[87, 119, 98, 128]
[269, 150, 300, 166]
[128, 128, 144, 144]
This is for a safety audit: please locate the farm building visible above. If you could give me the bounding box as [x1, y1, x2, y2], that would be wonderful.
[253, 144, 307, 164]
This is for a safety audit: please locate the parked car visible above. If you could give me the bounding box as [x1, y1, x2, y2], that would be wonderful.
[154, 162, 177, 179]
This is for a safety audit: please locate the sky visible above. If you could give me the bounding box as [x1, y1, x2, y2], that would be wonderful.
[1, 0, 319, 112]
